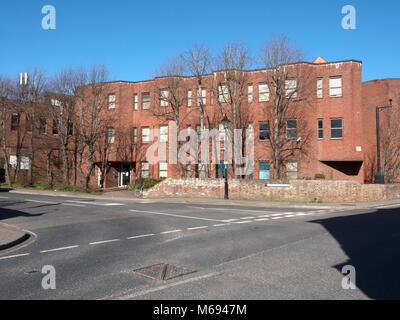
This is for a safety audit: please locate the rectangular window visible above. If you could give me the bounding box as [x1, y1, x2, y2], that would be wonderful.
[331, 118, 343, 139]
[196, 124, 202, 141]
[286, 161, 298, 179]
[11, 113, 19, 131]
[247, 122, 254, 140]
[259, 161, 270, 180]
[25, 114, 32, 132]
[52, 119, 59, 135]
[141, 162, 149, 178]
[218, 84, 229, 103]
[248, 84, 253, 103]
[258, 83, 270, 102]
[318, 119, 323, 139]
[159, 161, 168, 178]
[108, 94, 116, 110]
[187, 89, 192, 107]
[141, 127, 150, 144]
[219, 123, 225, 141]
[159, 125, 168, 142]
[197, 88, 206, 106]
[67, 120, 73, 136]
[133, 127, 137, 144]
[285, 79, 297, 98]
[259, 121, 270, 141]
[134, 94, 138, 110]
[317, 78, 323, 98]
[142, 92, 150, 109]
[329, 76, 342, 97]
[107, 127, 115, 144]
[286, 119, 298, 140]
[39, 117, 46, 134]
[160, 89, 168, 107]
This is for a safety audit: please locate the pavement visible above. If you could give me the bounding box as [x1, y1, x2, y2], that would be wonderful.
[0, 222, 31, 251]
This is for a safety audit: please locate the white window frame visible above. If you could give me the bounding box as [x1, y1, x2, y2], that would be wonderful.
[133, 127, 138, 144]
[330, 118, 343, 139]
[258, 83, 270, 102]
[141, 127, 150, 144]
[197, 87, 206, 106]
[285, 79, 297, 98]
[160, 89, 168, 107]
[159, 161, 168, 178]
[107, 127, 115, 144]
[317, 78, 323, 98]
[142, 92, 150, 109]
[218, 84, 229, 103]
[108, 94, 116, 110]
[141, 162, 149, 178]
[329, 76, 342, 97]
[248, 84, 253, 103]
[187, 89, 192, 107]
[159, 125, 168, 142]
[134, 94, 138, 110]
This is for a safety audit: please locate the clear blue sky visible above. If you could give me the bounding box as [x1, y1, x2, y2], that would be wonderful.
[0, 0, 399, 82]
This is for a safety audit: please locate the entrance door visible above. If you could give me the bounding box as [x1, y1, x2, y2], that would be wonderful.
[119, 164, 131, 187]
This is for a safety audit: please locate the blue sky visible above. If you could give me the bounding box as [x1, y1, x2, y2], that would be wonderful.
[0, 0, 399, 82]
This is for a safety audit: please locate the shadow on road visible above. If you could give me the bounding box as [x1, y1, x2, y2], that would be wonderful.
[0, 207, 44, 220]
[311, 207, 400, 299]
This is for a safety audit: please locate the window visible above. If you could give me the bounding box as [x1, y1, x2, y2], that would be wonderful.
[329, 76, 342, 97]
[11, 113, 19, 131]
[108, 94, 116, 110]
[52, 119, 59, 135]
[259, 121, 270, 141]
[247, 122, 254, 140]
[248, 84, 253, 103]
[258, 83, 270, 102]
[219, 123, 225, 141]
[142, 92, 150, 109]
[159, 161, 168, 178]
[286, 119, 297, 140]
[67, 120, 73, 136]
[141, 127, 150, 144]
[218, 84, 229, 103]
[186, 162, 191, 178]
[160, 89, 168, 107]
[159, 125, 168, 142]
[187, 89, 192, 107]
[196, 124, 202, 141]
[39, 117, 46, 134]
[197, 88, 206, 106]
[25, 114, 33, 132]
[51, 99, 61, 107]
[286, 161, 298, 179]
[133, 94, 138, 110]
[107, 127, 115, 144]
[317, 78, 323, 98]
[259, 161, 270, 180]
[331, 118, 343, 139]
[141, 162, 149, 178]
[133, 127, 137, 144]
[318, 119, 324, 139]
[285, 79, 297, 98]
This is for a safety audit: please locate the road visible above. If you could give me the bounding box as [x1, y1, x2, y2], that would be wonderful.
[0, 191, 400, 300]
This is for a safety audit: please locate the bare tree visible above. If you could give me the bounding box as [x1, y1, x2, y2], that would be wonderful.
[260, 34, 313, 180]
[0, 76, 13, 186]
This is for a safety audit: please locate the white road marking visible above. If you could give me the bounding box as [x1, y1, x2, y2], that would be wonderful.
[254, 218, 269, 222]
[213, 223, 229, 227]
[65, 200, 124, 206]
[187, 226, 209, 231]
[295, 213, 307, 216]
[25, 199, 57, 204]
[285, 215, 296, 218]
[0, 253, 30, 260]
[234, 220, 253, 224]
[40, 245, 79, 253]
[62, 203, 86, 207]
[259, 215, 271, 218]
[129, 209, 225, 223]
[160, 230, 182, 234]
[0, 196, 9, 199]
[271, 217, 284, 220]
[127, 234, 155, 240]
[271, 214, 284, 217]
[90, 239, 120, 245]
[223, 219, 240, 222]
[200, 207, 282, 214]
[240, 217, 255, 219]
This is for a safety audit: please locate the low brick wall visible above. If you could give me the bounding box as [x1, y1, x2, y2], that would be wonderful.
[144, 179, 400, 202]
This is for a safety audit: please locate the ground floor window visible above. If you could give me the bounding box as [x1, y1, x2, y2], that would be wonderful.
[259, 161, 270, 180]
[159, 161, 168, 178]
[141, 162, 149, 178]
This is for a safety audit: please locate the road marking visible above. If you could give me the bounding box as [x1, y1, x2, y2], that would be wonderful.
[40, 245, 79, 253]
[271, 217, 284, 220]
[285, 215, 296, 218]
[201, 207, 282, 214]
[254, 218, 269, 221]
[90, 239, 120, 245]
[187, 226, 208, 231]
[234, 220, 253, 224]
[259, 215, 271, 218]
[223, 219, 240, 222]
[0, 253, 30, 260]
[213, 223, 229, 227]
[127, 234, 155, 240]
[65, 200, 124, 206]
[129, 209, 225, 223]
[25, 199, 57, 204]
[0, 196, 9, 199]
[62, 203, 86, 207]
[188, 206, 205, 210]
[295, 213, 307, 216]
[160, 230, 182, 234]
[271, 214, 284, 217]
[240, 217, 255, 219]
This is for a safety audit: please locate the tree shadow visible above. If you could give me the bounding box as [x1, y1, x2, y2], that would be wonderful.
[0, 188, 12, 192]
[310, 207, 400, 299]
[0, 207, 44, 220]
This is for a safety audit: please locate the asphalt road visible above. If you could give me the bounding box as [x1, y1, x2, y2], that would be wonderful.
[0, 191, 400, 300]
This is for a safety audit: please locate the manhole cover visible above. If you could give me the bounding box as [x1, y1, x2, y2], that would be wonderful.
[133, 263, 196, 281]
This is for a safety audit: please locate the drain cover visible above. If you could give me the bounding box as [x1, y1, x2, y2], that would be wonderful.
[133, 263, 196, 281]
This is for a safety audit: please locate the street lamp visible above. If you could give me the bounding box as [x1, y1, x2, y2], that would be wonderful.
[221, 114, 230, 199]
[375, 99, 393, 184]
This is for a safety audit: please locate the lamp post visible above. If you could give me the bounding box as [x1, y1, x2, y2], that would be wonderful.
[221, 114, 230, 199]
[375, 99, 392, 184]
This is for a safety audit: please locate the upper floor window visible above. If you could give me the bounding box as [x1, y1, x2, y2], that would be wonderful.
[187, 89, 192, 107]
[25, 114, 33, 132]
[159, 161, 168, 178]
[218, 84, 229, 103]
[286, 119, 298, 140]
[39, 117, 46, 134]
[141, 127, 150, 144]
[133, 127, 138, 144]
[160, 89, 168, 107]
[108, 94, 116, 110]
[107, 127, 115, 144]
[331, 118, 343, 139]
[258, 83, 270, 102]
[141, 161, 149, 178]
[197, 88, 206, 106]
[329, 76, 342, 97]
[142, 92, 150, 110]
[52, 119, 59, 135]
[159, 125, 168, 142]
[133, 94, 138, 110]
[318, 119, 324, 139]
[11, 113, 19, 131]
[317, 78, 323, 98]
[248, 84, 253, 103]
[285, 79, 297, 98]
[67, 120, 73, 136]
[259, 121, 270, 141]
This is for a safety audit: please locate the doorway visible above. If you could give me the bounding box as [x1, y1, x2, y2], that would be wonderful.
[119, 163, 131, 187]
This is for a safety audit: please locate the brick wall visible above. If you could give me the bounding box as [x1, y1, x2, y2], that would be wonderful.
[144, 178, 400, 202]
